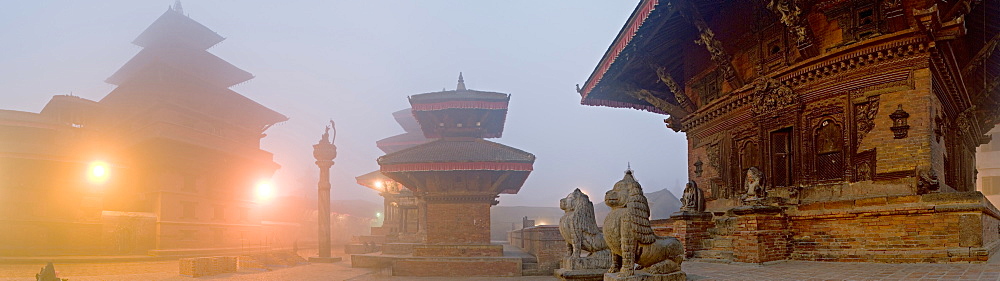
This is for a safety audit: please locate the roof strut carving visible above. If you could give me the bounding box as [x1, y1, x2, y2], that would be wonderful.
[676, 0, 744, 88]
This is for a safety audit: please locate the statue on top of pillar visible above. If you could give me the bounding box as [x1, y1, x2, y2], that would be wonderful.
[679, 180, 705, 213]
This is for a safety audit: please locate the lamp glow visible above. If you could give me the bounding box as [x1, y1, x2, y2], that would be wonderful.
[87, 161, 110, 184]
[255, 181, 274, 201]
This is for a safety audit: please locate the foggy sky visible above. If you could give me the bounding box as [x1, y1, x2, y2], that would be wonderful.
[0, 1, 688, 207]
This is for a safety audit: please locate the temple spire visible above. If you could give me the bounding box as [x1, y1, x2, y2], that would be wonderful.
[456, 72, 466, 91]
[172, 0, 183, 14]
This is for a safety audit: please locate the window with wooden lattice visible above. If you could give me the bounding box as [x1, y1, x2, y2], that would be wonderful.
[770, 128, 794, 187]
[815, 120, 844, 181]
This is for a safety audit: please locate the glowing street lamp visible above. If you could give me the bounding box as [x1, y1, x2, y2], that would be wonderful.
[255, 181, 275, 202]
[87, 161, 110, 185]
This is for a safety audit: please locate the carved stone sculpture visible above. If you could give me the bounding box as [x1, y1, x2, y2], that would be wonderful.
[916, 168, 940, 195]
[679, 180, 705, 213]
[742, 167, 766, 204]
[557, 189, 612, 277]
[559, 189, 609, 258]
[602, 170, 685, 280]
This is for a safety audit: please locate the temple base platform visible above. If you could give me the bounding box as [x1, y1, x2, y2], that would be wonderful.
[351, 243, 528, 277]
[603, 271, 687, 281]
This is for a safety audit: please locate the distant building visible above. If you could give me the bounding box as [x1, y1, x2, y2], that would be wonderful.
[0, 4, 287, 256]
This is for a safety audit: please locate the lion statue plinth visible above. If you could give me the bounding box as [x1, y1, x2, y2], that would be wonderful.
[558, 188, 611, 270]
[602, 170, 685, 280]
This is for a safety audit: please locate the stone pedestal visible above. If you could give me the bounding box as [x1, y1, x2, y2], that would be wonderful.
[730, 205, 789, 264]
[667, 211, 713, 258]
[556, 268, 607, 281]
[603, 271, 687, 281]
[556, 255, 614, 281]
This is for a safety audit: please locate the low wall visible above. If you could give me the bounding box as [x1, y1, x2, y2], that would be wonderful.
[508, 225, 563, 274]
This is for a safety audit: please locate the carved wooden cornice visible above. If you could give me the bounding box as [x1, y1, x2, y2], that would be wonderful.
[681, 35, 931, 133]
[675, 0, 744, 88]
[423, 194, 498, 204]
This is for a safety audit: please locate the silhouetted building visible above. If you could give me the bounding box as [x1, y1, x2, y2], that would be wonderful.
[0, 4, 287, 256]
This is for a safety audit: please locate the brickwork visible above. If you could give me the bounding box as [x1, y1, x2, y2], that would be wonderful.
[731, 207, 791, 264]
[789, 192, 999, 262]
[391, 258, 521, 277]
[508, 225, 564, 274]
[655, 212, 714, 259]
[178, 256, 238, 277]
[424, 202, 491, 244]
[412, 244, 503, 257]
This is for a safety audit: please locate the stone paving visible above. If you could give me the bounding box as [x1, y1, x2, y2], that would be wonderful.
[2, 254, 999, 280]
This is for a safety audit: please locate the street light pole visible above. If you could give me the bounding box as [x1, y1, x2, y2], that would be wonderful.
[310, 120, 340, 263]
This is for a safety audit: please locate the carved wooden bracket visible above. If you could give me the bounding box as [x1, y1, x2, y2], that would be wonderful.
[854, 95, 880, 144]
[913, 4, 967, 41]
[766, 0, 818, 57]
[650, 63, 697, 111]
[623, 86, 691, 119]
[676, 0, 744, 88]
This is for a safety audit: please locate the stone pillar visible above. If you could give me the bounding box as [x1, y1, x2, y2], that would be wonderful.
[310, 123, 339, 263]
[730, 206, 789, 264]
[668, 211, 713, 259]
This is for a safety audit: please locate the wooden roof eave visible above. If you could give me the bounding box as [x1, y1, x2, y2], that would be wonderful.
[580, 0, 695, 117]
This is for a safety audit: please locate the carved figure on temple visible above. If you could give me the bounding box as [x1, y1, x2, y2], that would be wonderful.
[559, 188, 608, 258]
[742, 167, 766, 203]
[679, 180, 705, 213]
[602, 170, 685, 278]
[767, 0, 810, 44]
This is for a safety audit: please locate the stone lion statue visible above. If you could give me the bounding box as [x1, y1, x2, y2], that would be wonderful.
[559, 188, 608, 258]
[603, 170, 684, 277]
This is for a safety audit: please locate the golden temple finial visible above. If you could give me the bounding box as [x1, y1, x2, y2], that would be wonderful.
[457, 72, 466, 91]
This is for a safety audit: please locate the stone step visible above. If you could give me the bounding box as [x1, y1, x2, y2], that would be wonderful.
[703, 238, 733, 249]
[694, 250, 734, 261]
[521, 262, 550, 276]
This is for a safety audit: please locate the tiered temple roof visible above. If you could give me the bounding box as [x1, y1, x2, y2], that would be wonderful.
[99, 5, 286, 134]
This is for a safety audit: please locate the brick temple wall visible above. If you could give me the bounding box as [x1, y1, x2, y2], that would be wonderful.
[790, 193, 999, 262]
[424, 201, 491, 244]
[656, 192, 1000, 263]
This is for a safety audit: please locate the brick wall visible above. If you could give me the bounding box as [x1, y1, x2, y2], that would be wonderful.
[789, 192, 1000, 262]
[424, 202, 490, 244]
[508, 225, 563, 274]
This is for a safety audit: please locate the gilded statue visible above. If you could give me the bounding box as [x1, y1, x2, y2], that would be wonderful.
[602, 170, 685, 278]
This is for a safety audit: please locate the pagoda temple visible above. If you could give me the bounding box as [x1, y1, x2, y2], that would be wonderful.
[353, 74, 536, 277]
[0, 3, 288, 256]
[579, 0, 999, 263]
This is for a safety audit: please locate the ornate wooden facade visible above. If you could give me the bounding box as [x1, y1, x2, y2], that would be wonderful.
[581, 0, 1000, 263]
